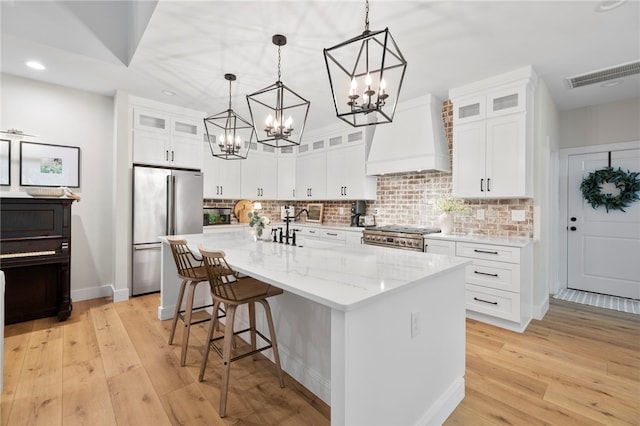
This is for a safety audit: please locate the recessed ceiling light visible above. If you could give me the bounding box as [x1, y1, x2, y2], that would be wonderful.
[595, 0, 627, 12]
[25, 61, 45, 70]
[162, 89, 176, 96]
[601, 79, 623, 87]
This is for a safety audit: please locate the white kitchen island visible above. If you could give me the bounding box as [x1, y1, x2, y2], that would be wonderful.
[159, 229, 469, 425]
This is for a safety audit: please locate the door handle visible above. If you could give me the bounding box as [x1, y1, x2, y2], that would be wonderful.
[570, 226, 577, 231]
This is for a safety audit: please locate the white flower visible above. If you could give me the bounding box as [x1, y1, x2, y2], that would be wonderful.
[261, 216, 270, 226]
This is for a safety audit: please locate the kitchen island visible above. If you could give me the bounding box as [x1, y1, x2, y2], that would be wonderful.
[159, 229, 469, 425]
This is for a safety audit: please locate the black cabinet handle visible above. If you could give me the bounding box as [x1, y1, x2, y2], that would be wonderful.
[326, 232, 338, 236]
[474, 270, 499, 277]
[487, 178, 491, 192]
[165, 150, 169, 161]
[480, 178, 484, 192]
[473, 249, 499, 255]
[570, 226, 577, 231]
[570, 217, 577, 222]
[473, 297, 498, 305]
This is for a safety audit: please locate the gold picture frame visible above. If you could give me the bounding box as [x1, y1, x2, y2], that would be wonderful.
[306, 203, 324, 223]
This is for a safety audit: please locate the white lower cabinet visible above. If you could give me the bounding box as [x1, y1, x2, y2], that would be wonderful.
[425, 237, 533, 332]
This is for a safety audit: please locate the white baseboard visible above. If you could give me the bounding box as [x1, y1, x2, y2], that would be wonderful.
[533, 294, 550, 320]
[158, 296, 212, 321]
[417, 377, 465, 426]
[71, 284, 118, 302]
[112, 286, 130, 303]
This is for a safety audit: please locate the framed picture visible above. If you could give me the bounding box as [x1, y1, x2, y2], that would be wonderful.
[1, 139, 10, 186]
[306, 203, 324, 223]
[20, 141, 80, 187]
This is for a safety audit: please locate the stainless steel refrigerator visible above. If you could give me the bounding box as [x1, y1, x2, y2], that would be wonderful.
[132, 166, 203, 296]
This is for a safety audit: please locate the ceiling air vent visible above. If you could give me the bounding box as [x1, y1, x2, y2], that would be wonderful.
[566, 61, 640, 88]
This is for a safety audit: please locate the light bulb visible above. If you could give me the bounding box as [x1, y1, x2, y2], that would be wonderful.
[380, 79, 387, 92]
[365, 73, 372, 87]
[265, 114, 273, 127]
[285, 116, 293, 129]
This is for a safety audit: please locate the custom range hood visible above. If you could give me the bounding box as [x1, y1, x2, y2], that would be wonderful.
[365, 94, 450, 175]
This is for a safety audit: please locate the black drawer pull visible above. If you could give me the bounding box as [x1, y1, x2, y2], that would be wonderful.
[474, 297, 498, 305]
[474, 249, 498, 255]
[326, 232, 338, 236]
[474, 270, 499, 277]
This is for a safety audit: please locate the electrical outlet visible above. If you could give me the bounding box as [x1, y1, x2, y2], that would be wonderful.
[476, 209, 485, 220]
[339, 207, 345, 215]
[411, 312, 420, 338]
[373, 208, 380, 215]
[511, 210, 526, 221]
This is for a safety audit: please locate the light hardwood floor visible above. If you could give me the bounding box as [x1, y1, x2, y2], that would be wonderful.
[1, 294, 638, 425]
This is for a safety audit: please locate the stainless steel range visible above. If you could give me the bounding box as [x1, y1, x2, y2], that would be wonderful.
[363, 226, 441, 252]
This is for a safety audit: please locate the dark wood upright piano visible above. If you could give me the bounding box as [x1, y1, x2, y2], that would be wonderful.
[1, 197, 73, 324]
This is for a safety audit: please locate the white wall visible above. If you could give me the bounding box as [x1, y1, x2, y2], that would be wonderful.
[1, 73, 116, 301]
[533, 78, 560, 318]
[559, 97, 640, 148]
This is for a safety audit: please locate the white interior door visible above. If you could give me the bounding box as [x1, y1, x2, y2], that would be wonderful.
[567, 149, 640, 299]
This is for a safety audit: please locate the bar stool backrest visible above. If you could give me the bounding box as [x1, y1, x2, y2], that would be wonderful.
[198, 247, 243, 302]
[167, 236, 202, 280]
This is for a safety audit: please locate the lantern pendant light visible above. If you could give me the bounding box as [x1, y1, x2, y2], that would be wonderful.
[247, 34, 310, 149]
[204, 73, 254, 160]
[324, 0, 407, 127]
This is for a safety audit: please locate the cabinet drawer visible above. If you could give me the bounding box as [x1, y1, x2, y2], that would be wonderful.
[456, 242, 520, 263]
[424, 239, 455, 256]
[465, 259, 520, 293]
[466, 284, 520, 322]
[300, 227, 346, 242]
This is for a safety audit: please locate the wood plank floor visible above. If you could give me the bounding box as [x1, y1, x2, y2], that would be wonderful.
[2, 295, 638, 425]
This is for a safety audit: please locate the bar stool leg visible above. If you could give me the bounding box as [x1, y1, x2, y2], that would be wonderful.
[168, 279, 188, 345]
[248, 301, 257, 360]
[199, 300, 220, 382]
[260, 299, 285, 388]
[180, 280, 197, 367]
[219, 305, 237, 418]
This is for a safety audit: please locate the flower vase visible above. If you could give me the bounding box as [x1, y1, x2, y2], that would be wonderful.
[262, 226, 272, 241]
[256, 227, 264, 239]
[438, 212, 454, 235]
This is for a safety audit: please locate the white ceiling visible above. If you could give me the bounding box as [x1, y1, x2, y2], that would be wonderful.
[2, 0, 639, 131]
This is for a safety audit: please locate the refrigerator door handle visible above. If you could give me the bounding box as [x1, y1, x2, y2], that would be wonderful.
[170, 175, 177, 234]
[166, 175, 172, 235]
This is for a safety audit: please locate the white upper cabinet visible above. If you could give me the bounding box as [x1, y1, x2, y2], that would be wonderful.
[326, 129, 377, 200]
[296, 135, 327, 200]
[132, 105, 203, 170]
[241, 143, 277, 199]
[277, 146, 296, 200]
[450, 67, 536, 199]
[202, 140, 242, 199]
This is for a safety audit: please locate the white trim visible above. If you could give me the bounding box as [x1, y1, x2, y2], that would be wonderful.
[533, 294, 549, 320]
[558, 140, 640, 293]
[112, 285, 130, 303]
[416, 377, 465, 426]
[71, 285, 114, 302]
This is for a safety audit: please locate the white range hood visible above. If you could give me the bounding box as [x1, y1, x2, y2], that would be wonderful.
[365, 94, 450, 175]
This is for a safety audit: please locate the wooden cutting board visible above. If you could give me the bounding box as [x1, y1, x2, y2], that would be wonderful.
[234, 199, 254, 223]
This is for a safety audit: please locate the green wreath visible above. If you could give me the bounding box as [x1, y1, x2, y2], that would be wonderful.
[580, 167, 640, 212]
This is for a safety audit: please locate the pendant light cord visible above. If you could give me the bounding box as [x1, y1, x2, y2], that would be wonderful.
[277, 44, 282, 82]
[364, 0, 369, 32]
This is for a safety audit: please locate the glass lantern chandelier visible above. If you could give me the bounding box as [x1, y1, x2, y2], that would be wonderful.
[323, 0, 407, 127]
[247, 34, 310, 148]
[204, 73, 254, 160]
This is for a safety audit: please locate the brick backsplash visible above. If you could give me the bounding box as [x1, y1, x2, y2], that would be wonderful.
[205, 101, 533, 238]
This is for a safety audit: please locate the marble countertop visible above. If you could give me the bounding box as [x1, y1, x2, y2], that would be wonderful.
[163, 229, 469, 312]
[204, 222, 366, 232]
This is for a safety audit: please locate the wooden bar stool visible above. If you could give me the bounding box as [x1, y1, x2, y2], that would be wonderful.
[167, 236, 221, 367]
[197, 245, 285, 418]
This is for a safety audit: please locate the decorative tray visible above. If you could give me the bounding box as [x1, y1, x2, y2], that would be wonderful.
[26, 187, 65, 197]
